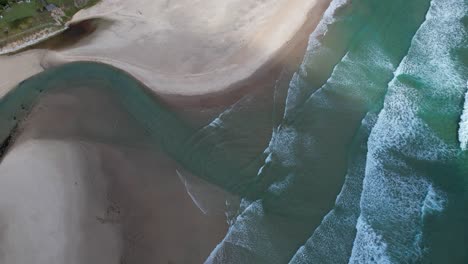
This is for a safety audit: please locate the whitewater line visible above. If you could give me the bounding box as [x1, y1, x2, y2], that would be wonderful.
[458, 81, 468, 151]
[282, 0, 357, 121]
[289, 113, 376, 264]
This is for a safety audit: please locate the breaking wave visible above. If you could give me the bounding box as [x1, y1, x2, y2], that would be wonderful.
[351, 0, 468, 262]
[458, 83, 468, 151]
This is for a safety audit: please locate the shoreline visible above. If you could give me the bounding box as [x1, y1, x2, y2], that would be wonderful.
[51, 0, 332, 96]
[159, 0, 331, 107]
[0, 26, 68, 56]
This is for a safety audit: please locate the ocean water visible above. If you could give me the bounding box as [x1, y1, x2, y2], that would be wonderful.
[208, 0, 434, 262]
[289, 112, 377, 264]
[351, 0, 468, 262]
[0, 0, 467, 263]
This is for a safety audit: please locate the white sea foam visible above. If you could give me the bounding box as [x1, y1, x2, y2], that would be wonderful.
[421, 184, 447, 219]
[350, 155, 435, 262]
[206, 2, 354, 256]
[270, 126, 314, 167]
[267, 173, 294, 196]
[284, 0, 350, 118]
[256, 151, 273, 176]
[458, 83, 468, 151]
[284, 73, 306, 118]
[213, 0, 467, 261]
[349, 217, 392, 264]
[350, 111, 444, 261]
[351, 0, 465, 262]
[205, 200, 282, 264]
[303, 0, 349, 60]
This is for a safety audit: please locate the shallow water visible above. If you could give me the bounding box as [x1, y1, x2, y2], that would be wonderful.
[1, 0, 467, 263]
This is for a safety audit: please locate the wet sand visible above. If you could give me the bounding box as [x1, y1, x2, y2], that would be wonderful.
[0, 25, 318, 260]
[0, 50, 44, 98]
[0, 86, 235, 264]
[0, 1, 333, 263]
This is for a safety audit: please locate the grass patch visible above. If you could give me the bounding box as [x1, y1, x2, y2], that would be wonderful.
[2, 3, 38, 22]
[0, 0, 100, 46]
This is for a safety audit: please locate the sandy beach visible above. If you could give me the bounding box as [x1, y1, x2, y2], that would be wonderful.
[1, 0, 330, 97]
[0, 50, 44, 98]
[0, 1, 331, 263]
[0, 85, 236, 263]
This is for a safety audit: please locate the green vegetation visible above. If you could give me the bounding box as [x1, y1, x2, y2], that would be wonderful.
[0, 0, 99, 47]
[1, 2, 38, 24]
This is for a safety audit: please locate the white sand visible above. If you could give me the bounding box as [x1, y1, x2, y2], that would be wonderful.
[0, 140, 122, 264]
[1, 0, 330, 96]
[0, 50, 44, 98]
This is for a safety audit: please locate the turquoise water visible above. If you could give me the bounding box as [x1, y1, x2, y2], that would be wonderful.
[1, 0, 467, 263]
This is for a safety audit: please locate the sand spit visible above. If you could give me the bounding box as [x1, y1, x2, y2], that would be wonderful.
[0, 0, 331, 97]
[0, 84, 233, 264]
